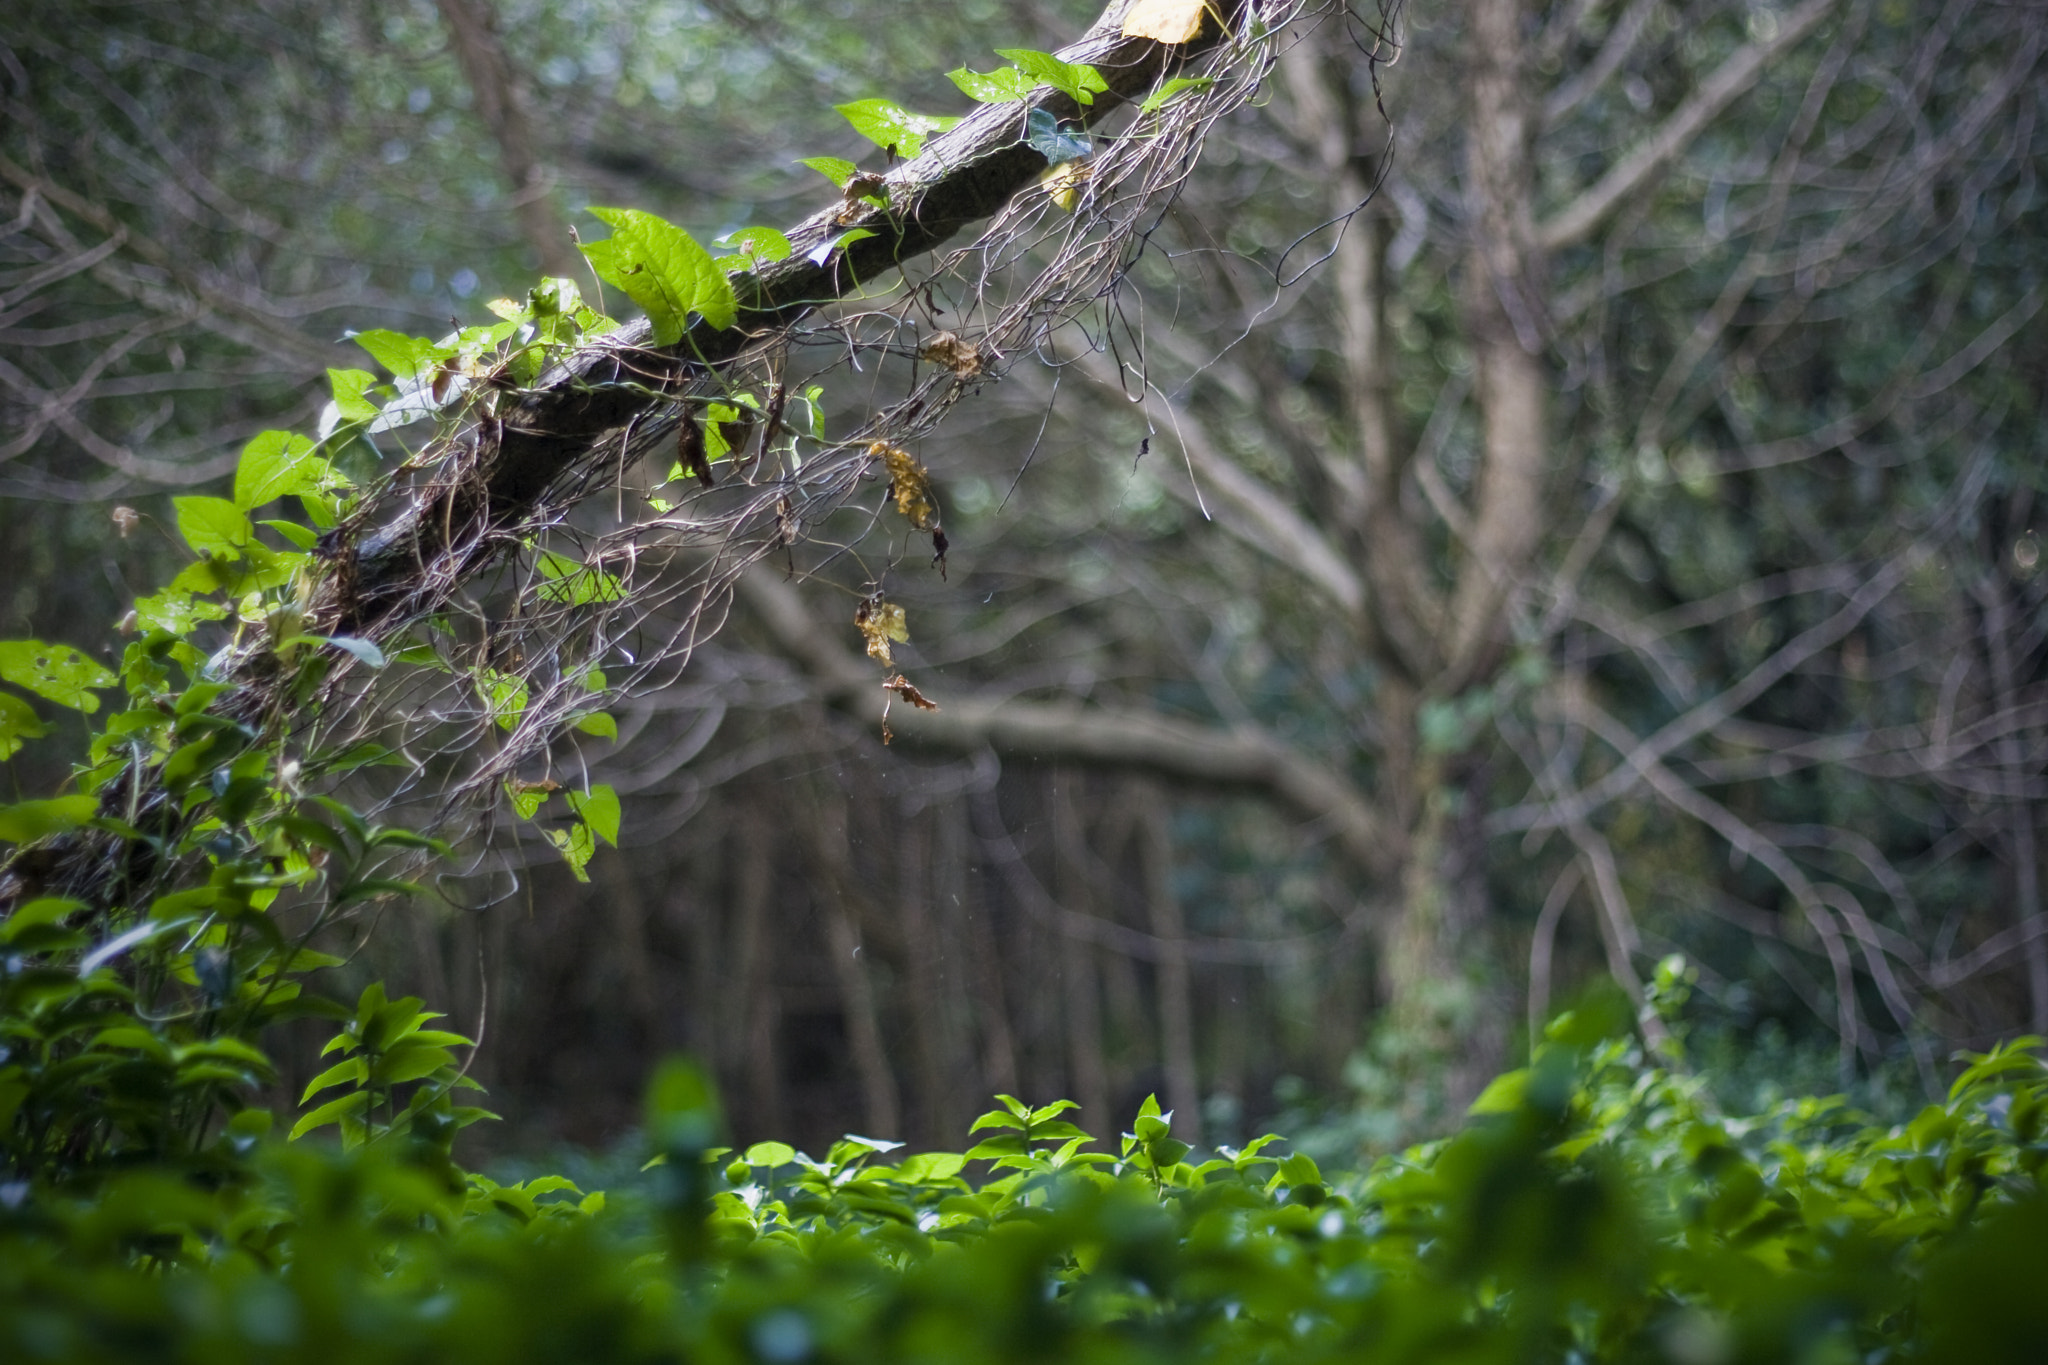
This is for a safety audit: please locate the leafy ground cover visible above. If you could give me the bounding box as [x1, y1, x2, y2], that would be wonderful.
[2, 988, 2043, 1363]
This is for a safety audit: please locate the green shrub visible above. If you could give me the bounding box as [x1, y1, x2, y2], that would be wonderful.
[3, 1011, 2045, 1363]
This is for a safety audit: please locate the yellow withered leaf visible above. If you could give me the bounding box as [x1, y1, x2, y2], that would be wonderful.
[1121, 0, 1210, 44]
[1041, 160, 1090, 212]
[855, 596, 909, 665]
[872, 441, 940, 531]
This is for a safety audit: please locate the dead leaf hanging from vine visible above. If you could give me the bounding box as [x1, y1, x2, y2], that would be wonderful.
[677, 410, 712, 486]
[919, 331, 983, 377]
[854, 596, 909, 665]
[882, 674, 938, 710]
[879, 672, 938, 746]
[872, 441, 940, 531]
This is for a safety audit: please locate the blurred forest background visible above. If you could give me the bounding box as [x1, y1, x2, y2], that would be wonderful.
[4, 0, 2044, 1161]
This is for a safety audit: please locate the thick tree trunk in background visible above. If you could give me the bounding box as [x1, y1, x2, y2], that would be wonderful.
[1367, 0, 1549, 1102]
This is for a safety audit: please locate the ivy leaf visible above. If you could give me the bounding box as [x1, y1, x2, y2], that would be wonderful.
[0, 640, 118, 712]
[798, 156, 860, 189]
[0, 691, 46, 759]
[833, 98, 959, 158]
[173, 496, 254, 559]
[506, 777, 558, 821]
[1026, 108, 1092, 166]
[948, 65, 1037, 103]
[995, 48, 1108, 105]
[351, 329, 450, 381]
[579, 206, 736, 343]
[132, 589, 228, 636]
[478, 671, 529, 730]
[326, 368, 381, 423]
[806, 227, 877, 268]
[573, 711, 618, 740]
[546, 819, 598, 883]
[535, 550, 625, 606]
[715, 226, 793, 268]
[568, 783, 621, 847]
[234, 429, 342, 510]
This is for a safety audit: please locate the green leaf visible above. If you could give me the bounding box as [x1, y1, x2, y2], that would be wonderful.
[352, 328, 449, 380]
[1138, 75, 1213, 113]
[1148, 1137, 1192, 1167]
[311, 635, 386, 669]
[173, 496, 254, 559]
[507, 780, 553, 821]
[806, 227, 877, 268]
[897, 1152, 967, 1182]
[1277, 1151, 1322, 1186]
[965, 1134, 1028, 1160]
[0, 896, 81, 945]
[289, 1089, 370, 1140]
[234, 429, 341, 510]
[479, 670, 528, 730]
[833, 98, 959, 158]
[1467, 1068, 1530, 1115]
[371, 1042, 454, 1086]
[716, 226, 793, 267]
[0, 639, 118, 711]
[572, 711, 617, 740]
[743, 1141, 797, 1168]
[995, 48, 1108, 105]
[569, 784, 621, 847]
[300, 1057, 365, 1103]
[260, 520, 320, 550]
[0, 690, 47, 758]
[798, 156, 860, 189]
[580, 206, 736, 343]
[327, 367, 381, 422]
[948, 65, 1037, 103]
[129, 589, 226, 638]
[1026, 108, 1091, 165]
[535, 550, 625, 606]
[547, 819, 597, 882]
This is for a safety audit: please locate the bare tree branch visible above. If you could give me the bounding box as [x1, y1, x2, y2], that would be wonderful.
[1538, 0, 1841, 252]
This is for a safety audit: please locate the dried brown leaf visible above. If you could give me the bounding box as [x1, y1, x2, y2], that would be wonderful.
[882, 674, 939, 710]
[678, 411, 712, 486]
[918, 331, 983, 377]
